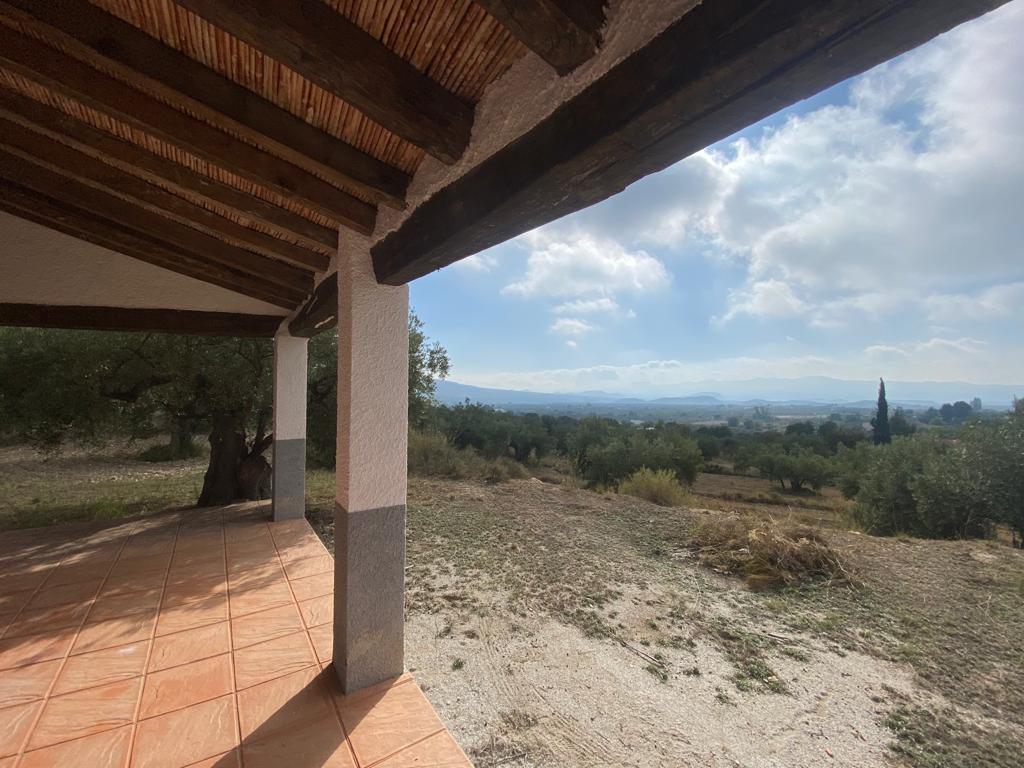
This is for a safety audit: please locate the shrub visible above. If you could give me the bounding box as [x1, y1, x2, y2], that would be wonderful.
[754, 447, 830, 491]
[852, 435, 992, 539]
[407, 430, 526, 483]
[692, 516, 854, 589]
[618, 467, 690, 507]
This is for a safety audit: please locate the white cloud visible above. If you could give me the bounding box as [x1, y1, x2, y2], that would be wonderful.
[924, 282, 1024, 322]
[503, 233, 670, 298]
[565, 340, 578, 349]
[718, 279, 807, 323]
[549, 317, 597, 336]
[552, 297, 621, 314]
[453, 253, 499, 272]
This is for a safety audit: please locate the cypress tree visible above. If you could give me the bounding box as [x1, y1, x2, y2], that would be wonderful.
[871, 377, 891, 445]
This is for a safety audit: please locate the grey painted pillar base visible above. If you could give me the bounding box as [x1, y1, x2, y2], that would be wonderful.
[272, 437, 306, 521]
[332, 502, 405, 693]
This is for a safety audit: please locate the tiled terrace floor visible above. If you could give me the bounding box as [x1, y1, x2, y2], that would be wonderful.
[0, 504, 471, 768]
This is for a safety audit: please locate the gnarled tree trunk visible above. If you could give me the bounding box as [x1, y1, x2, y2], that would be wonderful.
[197, 410, 274, 507]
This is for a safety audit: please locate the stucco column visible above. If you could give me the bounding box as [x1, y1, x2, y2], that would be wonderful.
[333, 243, 409, 693]
[271, 329, 308, 521]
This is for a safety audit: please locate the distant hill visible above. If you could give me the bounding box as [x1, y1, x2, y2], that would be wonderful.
[434, 377, 1021, 409]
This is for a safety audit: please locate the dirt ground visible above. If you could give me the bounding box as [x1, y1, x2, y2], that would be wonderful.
[2, 446, 1022, 767]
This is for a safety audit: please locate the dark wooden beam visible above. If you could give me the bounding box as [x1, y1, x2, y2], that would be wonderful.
[288, 273, 338, 337]
[0, 182, 301, 308]
[0, 0, 409, 209]
[0, 303, 284, 338]
[0, 149, 314, 295]
[0, 116, 330, 272]
[0, 89, 338, 254]
[174, 0, 474, 164]
[373, 0, 1008, 284]
[0, 26, 376, 232]
[475, 0, 606, 75]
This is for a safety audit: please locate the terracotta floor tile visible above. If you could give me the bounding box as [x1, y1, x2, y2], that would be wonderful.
[0, 629, 76, 670]
[0, 659, 61, 708]
[241, 712, 355, 768]
[233, 631, 316, 690]
[289, 571, 333, 602]
[0, 569, 51, 595]
[0, 589, 36, 615]
[308, 623, 333, 664]
[131, 694, 237, 768]
[54, 640, 149, 695]
[90, 588, 163, 621]
[19, 724, 133, 768]
[162, 576, 227, 609]
[73, 609, 158, 655]
[227, 562, 286, 591]
[0, 700, 42, 757]
[0, 756, 14, 768]
[29, 677, 141, 750]
[283, 554, 333, 581]
[374, 730, 472, 767]
[231, 604, 303, 650]
[3, 600, 92, 639]
[275, 543, 326, 565]
[297, 595, 332, 628]
[25, 579, 102, 611]
[101, 568, 168, 597]
[111, 554, 172, 576]
[139, 652, 234, 719]
[333, 678, 445, 767]
[236, 666, 332, 740]
[156, 596, 228, 637]
[44, 561, 114, 587]
[182, 749, 240, 768]
[228, 582, 293, 618]
[148, 621, 230, 673]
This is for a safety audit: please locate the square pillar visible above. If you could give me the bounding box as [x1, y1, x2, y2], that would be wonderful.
[271, 330, 308, 521]
[333, 242, 409, 693]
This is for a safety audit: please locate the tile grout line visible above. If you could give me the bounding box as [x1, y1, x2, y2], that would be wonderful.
[222, 511, 245, 768]
[0, 535, 80, 641]
[12, 520, 143, 767]
[122, 520, 183, 768]
[265, 516, 363, 767]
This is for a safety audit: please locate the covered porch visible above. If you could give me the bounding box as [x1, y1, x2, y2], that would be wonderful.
[0, 503, 467, 768]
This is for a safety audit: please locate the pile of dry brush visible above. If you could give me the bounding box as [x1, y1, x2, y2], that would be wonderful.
[691, 516, 856, 590]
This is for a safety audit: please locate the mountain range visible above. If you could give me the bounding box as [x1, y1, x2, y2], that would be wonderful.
[434, 376, 1022, 409]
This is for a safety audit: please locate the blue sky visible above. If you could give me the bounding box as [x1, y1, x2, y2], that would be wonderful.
[410, 2, 1024, 396]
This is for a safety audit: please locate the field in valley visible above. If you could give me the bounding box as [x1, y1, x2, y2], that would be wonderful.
[2, 444, 1022, 767]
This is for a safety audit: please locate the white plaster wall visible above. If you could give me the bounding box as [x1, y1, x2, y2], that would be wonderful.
[374, 0, 701, 241]
[335, 236, 409, 512]
[273, 330, 309, 441]
[0, 212, 288, 315]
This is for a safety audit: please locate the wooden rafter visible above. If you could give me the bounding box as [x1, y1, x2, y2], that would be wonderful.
[475, 0, 605, 75]
[0, 304, 284, 338]
[373, 0, 1008, 284]
[0, 182, 301, 308]
[0, 89, 338, 254]
[0, 116, 330, 272]
[288, 274, 339, 338]
[173, 0, 474, 164]
[0, 26, 376, 232]
[0, 0, 410, 210]
[0, 149, 314, 295]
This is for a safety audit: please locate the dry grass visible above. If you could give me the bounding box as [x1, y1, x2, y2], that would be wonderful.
[617, 467, 690, 507]
[691, 515, 856, 590]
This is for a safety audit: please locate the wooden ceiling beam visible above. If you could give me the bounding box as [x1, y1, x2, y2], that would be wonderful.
[373, 0, 1008, 284]
[288, 274, 338, 338]
[0, 303, 284, 338]
[174, 0, 474, 164]
[0, 149, 314, 295]
[0, 0, 409, 209]
[0, 89, 338, 254]
[0, 182, 301, 308]
[0, 116, 330, 272]
[0, 26, 376, 232]
[475, 0, 606, 75]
